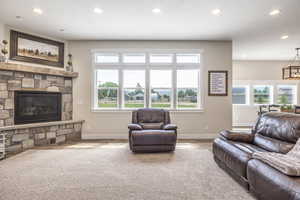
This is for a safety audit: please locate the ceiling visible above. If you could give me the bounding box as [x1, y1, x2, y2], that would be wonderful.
[0, 0, 299, 60]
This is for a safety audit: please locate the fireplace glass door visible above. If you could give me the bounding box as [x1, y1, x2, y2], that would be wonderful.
[14, 91, 62, 124]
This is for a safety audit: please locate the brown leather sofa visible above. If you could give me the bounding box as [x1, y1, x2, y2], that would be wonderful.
[213, 112, 300, 200]
[128, 108, 177, 153]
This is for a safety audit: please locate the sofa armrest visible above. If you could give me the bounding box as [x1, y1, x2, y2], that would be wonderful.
[163, 124, 177, 130]
[128, 124, 142, 130]
[220, 130, 254, 143]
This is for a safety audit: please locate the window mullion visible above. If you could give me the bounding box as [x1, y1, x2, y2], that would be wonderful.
[146, 68, 150, 108]
[173, 68, 177, 109]
[119, 69, 123, 109]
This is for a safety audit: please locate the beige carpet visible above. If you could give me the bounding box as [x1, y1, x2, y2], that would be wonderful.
[0, 142, 254, 200]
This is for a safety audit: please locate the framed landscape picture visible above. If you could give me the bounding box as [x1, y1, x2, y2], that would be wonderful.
[10, 30, 64, 68]
[208, 70, 228, 96]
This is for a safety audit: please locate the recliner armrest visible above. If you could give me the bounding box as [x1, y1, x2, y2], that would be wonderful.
[128, 124, 143, 130]
[220, 130, 254, 143]
[163, 124, 177, 130]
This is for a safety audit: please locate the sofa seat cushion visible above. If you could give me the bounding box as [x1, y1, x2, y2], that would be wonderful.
[247, 159, 300, 200]
[253, 134, 294, 154]
[131, 130, 176, 146]
[213, 138, 267, 178]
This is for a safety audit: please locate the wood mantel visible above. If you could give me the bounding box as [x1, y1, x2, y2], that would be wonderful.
[0, 62, 78, 78]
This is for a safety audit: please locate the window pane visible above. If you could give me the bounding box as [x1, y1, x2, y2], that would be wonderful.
[277, 85, 295, 104]
[96, 54, 119, 63]
[150, 70, 172, 88]
[233, 87, 247, 104]
[253, 86, 272, 104]
[151, 89, 171, 108]
[98, 88, 118, 108]
[123, 70, 145, 87]
[123, 53, 146, 63]
[96, 70, 119, 88]
[124, 89, 144, 108]
[177, 88, 198, 108]
[150, 54, 173, 63]
[176, 54, 200, 63]
[177, 70, 199, 88]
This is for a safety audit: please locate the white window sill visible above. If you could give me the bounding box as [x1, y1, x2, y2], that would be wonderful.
[91, 108, 204, 113]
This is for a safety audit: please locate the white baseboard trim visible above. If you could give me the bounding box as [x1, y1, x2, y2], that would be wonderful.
[82, 132, 217, 140]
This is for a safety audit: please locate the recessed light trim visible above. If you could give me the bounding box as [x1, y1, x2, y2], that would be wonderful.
[281, 35, 289, 40]
[16, 16, 23, 20]
[269, 9, 280, 16]
[94, 8, 103, 14]
[212, 8, 221, 16]
[33, 8, 43, 15]
[152, 8, 161, 14]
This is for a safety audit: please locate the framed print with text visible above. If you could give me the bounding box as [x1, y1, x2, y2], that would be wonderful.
[208, 70, 228, 96]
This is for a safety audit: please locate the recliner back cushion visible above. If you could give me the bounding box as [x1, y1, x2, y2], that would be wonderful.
[255, 112, 300, 143]
[137, 109, 165, 123]
[253, 134, 294, 153]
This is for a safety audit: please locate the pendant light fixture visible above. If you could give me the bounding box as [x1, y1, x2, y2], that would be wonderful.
[282, 48, 300, 80]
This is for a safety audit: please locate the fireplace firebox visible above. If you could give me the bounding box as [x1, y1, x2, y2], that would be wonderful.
[14, 91, 62, 125]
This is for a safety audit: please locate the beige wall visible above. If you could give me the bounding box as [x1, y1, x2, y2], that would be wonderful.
[0, 21, 4, 42]
[233, 60, 300, 126]
[69, 40, 232, 139]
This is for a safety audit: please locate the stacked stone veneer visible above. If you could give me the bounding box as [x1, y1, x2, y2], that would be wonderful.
[0, 69, 73, 126]
[3, 122, 83, 155]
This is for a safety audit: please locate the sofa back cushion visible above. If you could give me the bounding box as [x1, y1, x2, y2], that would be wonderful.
[253, 134, 294, 153]
[255, 112, 300, 143]
[137, 108, 166, 123]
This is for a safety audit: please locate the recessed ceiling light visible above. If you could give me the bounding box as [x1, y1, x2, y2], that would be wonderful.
[281, 35, 289, 40]
[94, 8, 103, 14]
[242, 54, 247, 58]
[152, 8, 161, 14]
[269, 9, 280, 16]
[211, 8, 221, 16]
[33, 8, 43, 15]
[16, 16, 23, 21]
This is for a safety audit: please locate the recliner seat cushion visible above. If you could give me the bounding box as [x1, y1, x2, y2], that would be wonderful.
[213, 138, 267, 178]
[140, 122, 164, 130]
[131, 130, 176, 145]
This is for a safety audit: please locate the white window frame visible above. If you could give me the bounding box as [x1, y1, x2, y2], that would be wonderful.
[252, 85, 274, 105]
[150, 69, 173, 109]
[276, 85, 297, 105]
[122, 69, 146, 109]
[232, 85, 250, 105]
[91, 49, 203, 111]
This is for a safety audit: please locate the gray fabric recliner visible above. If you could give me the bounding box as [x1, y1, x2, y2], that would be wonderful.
[128, 108, 177, 153]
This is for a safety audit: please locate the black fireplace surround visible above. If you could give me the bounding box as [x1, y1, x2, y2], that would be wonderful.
[14, 91, 62, 125]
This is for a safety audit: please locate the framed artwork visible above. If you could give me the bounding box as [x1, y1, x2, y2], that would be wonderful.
[208, 70, 228, 96]
[10, 30, 64, 68]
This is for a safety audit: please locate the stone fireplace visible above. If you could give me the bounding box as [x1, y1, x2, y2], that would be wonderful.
[14, 91, 62, 124]
[0, 63, 84, 157]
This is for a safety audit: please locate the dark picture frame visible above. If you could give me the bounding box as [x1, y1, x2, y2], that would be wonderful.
[208, 70, 228, 96]
[10, 30, 64, 68]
